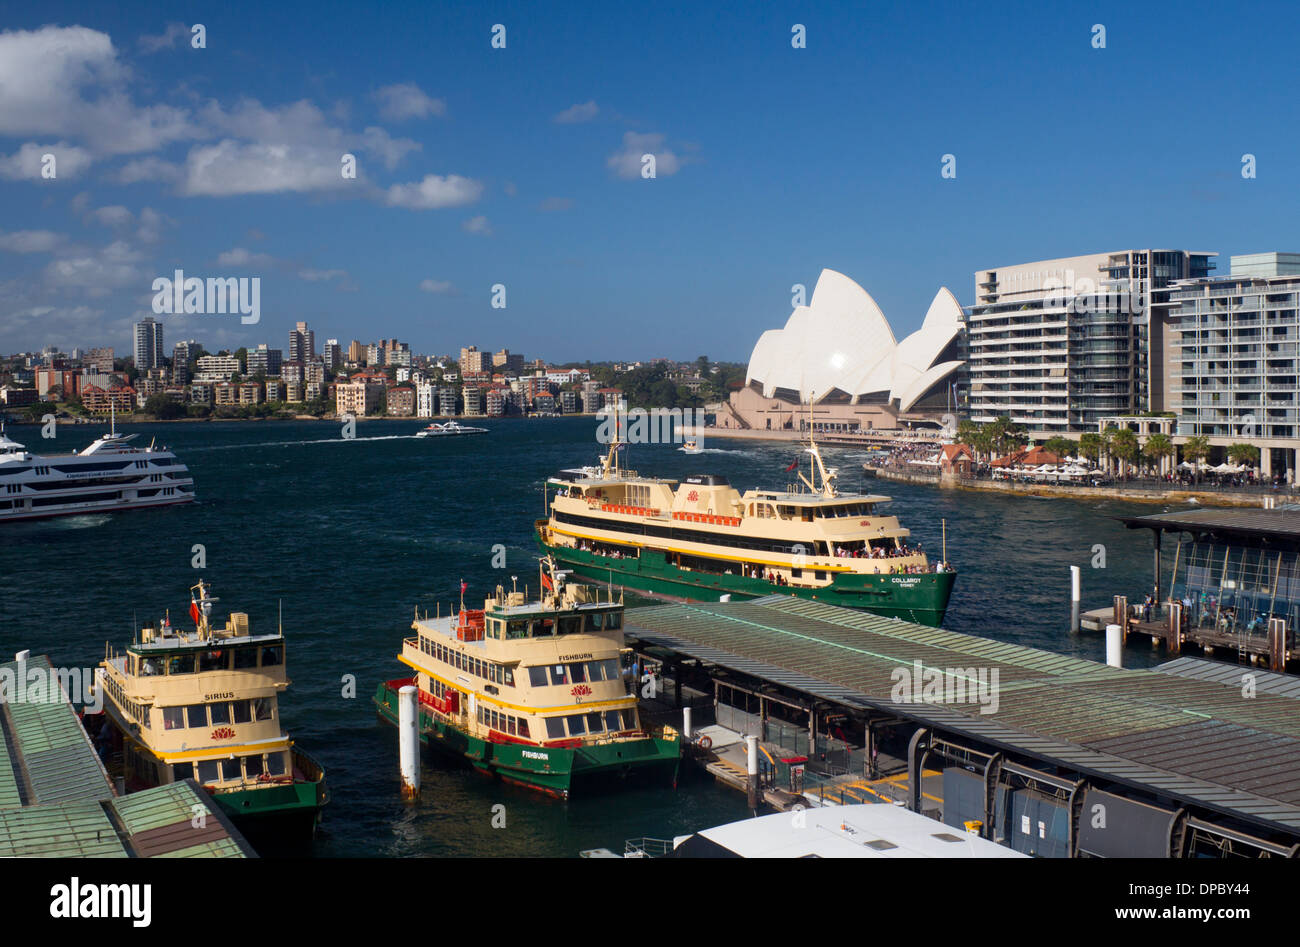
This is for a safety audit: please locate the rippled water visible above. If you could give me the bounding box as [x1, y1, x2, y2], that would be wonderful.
[0, 417, 1183, 855]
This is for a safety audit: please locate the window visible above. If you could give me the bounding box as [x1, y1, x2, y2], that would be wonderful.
[220, 758, 242, 781]
[244, 755, 263, 778]
[528, 666, 548, 687]
[506, 620, 529, 639]
[199, 650, 226, 672]
[266, 753, 286, 777]
[559, 616, 582, 636]
[599, 659, 620, 681]
[586, 712, 603, 733]
[197, 760, 220, 783]
[568, 663, 587, 683]
[261, 646, 283, 667]
[232, 700, 252, 724]
[535, 618, 555, 637]
[168, 654, 196, 675]
[172, 762, 193, 781]
[186, 704, 207, 728]
[605, 612, 621, 630]
[604, 710, 623, 731]
[565, 714, 586, 735]
[549, 665, 570, 686]
[507, 717, 518, 736]
[503, 668, 514, 687]
[546, 717, 565, 739]
[208, 703, 230, 725]
[517, 719, 529, 738]
[588, 613, 604, 631]
[234, 648, 258, 669]
[139, 657, 162, 676]
[162, 707, 185, 730]
[253, 698, 272, 721]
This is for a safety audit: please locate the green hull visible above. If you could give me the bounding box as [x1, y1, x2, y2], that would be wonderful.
[211, 778, 327, 837]
[373, 681, 680, 799]
[537, 536, 956, 626]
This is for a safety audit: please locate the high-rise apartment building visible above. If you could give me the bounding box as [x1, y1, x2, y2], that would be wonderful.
[460, 346, 489, 373]
[134, 317, 164, 370]
[245, 344, 283, 378]
[493, 349, 524, 373]
[85, 347, 115, 373]
[289, 321, 315, 363]
[322, 339, 341, 370]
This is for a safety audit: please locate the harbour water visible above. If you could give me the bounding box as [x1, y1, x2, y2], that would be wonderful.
[0, 417, 1177, 856]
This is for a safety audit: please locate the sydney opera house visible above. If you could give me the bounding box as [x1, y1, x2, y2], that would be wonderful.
[720, 268, 966, 434]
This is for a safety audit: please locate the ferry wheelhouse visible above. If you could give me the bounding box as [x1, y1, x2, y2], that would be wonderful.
[374, 561, 680, 799]
[537, 433, 956, 626]
[87, 581, 326, 840]
[0, 417, 194, 522]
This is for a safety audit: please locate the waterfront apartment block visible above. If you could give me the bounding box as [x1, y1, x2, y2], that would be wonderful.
[388, 386, 415, 416]
[460, 345, 489, 373]
[134, 317, 164, 371]
[462, 384, 483, 416]
[965, 249, 1216, 435]
[439, 386, 457, 415]
[289, 321, 315, 363]
[1166, 253, 1300, 477]
[336, 379, 382, 416]
[246, 344, 283, 378]
[195, 354, 241, 382]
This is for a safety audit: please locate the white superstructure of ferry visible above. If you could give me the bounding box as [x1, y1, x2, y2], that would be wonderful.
[0, 422, 195, 522]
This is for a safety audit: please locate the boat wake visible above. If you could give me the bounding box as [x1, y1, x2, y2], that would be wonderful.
[50, 514, 114, 529]
[186, 434, 421, 452]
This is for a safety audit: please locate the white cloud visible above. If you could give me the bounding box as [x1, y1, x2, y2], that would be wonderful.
[217, 247, 275, 267]
[419, 279, 454, 294]
[385, 174, 483, 210]
[89, 205, 133, 228]
[299, 268, 347, 282]
[0, 142, 93, 180]
[374, 83, 446, 121]
[138, 22, 189, 53]
[359, 126, 421, 170]
[607, 131, 683, 179]
[462, 215, 492, 236]
[43, 240, 145, 296]
[0, 230, 64, 253]
[114, 156, 183, 184]
[182, 140, 352, 196]
[136, 207, 168, 243]
[554, 100, 598, 123]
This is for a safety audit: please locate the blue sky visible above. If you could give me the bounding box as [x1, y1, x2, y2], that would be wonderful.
[2, 0, 1299, 362]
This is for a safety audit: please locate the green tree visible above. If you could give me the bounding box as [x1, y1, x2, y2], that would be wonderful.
[1143, 432, 1174, 472]
[1182, 435, 1210, 466]
[1109, 428, 1141, 472]
[1042, 435, 1077, 459]
[1078, 432, 1103, 465]
[1227, 442, 1261, 466]
[144, 394, 185, 420]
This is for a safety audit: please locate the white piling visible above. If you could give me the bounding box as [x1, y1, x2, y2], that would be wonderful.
[1105, 624, 1123, 668]
[683, 706, 692, 741]
[398, 685, 420, 801]
[15, 649, 29, 662]
[719, 593, 731, 603]
[1070, 566, 1081, 633]
[745, 734, 759, 810]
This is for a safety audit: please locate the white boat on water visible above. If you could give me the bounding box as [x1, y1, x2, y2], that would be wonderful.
[0, 415, 195, 522]
[678, 438, 703, 454]
[415, 421, 489, 438]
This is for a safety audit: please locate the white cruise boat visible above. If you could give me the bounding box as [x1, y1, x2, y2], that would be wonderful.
[415, 421, 488, 437]
[0, 418, 195, 522]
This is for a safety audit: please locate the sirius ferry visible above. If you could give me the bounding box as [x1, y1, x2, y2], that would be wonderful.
[0, 414, 194, 522]
[536, 430, 956, 626]
[86, 581, 327, 841]
[374, 559, 680, 798]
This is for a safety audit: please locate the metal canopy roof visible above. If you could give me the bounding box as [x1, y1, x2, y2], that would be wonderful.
[1117, 508, 1300, 550]
[624, 596, 1300, 837]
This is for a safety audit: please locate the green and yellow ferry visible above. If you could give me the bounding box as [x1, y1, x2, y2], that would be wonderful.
[88, 581, 327, 842]
[374, 561, 680, 799]
[537, 431, 956, 626]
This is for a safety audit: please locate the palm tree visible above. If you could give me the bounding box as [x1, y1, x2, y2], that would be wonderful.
[1228, 442, 1261, 467]
[1078, 432, 1103, 466]
[1042, 435, 1077, 461]
[1143, 432, 1174, 477]
[1110, 429, 1141, 477]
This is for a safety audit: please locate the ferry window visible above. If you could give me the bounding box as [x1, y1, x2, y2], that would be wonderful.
[599, 659, 620, 681]
[168, 654, 196, 675]
[565, 714, 586, 735]
[507, 717, 518, 736]
[604, 710, 623, 731]
[210, 703, 231, 725]
[232, 700, 252, 724]
[549, 665, 570, 686]
[253, 698, 272, 721]
[261, 646, 283, 667]
[234, 648, 258, 670]
[588, 613, 604, 631]
[140, 657, 162, 676]
[559, 616, 582, 636]
[244, 756, 263, 778]
[815, 571, 826, 581]
[528, 667, 549, 687]
[506, 621, 529, 639]
[568, 663, 588, 683]
[186, 704, 207, 728]
[606, 612, 621, 630]
[162, 707, 185, 730]
[266, 753, 286, 777]
[792, 568, 803, 578]
[517, 719, 529, 738]
[535, 618, 556, 637]
[197, 760, 220, 783]
[546, 717, 565, 739]
[199, 650, 226, 672]
[220, 758, 241, 781]
[586, 712, 603, 733]
[172, 762, 193, 781]
[504, 668, 515, 687]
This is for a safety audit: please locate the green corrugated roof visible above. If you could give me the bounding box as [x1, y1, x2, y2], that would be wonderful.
[0, 799, 125, 858]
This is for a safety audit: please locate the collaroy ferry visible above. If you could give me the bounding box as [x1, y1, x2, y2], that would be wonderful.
[374, 559, 680, 799]
[0, 415, 194, 522]
[86, 581, 327, 841]
[536, 433, 956, 626]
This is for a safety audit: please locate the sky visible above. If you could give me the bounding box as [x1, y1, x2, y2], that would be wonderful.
[3, 0, 1300, 363]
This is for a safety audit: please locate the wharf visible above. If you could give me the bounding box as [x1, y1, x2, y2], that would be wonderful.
[625, 595, 1300, 857]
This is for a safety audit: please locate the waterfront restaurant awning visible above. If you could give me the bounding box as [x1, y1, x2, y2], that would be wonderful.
[1117, 508, 1300, 553]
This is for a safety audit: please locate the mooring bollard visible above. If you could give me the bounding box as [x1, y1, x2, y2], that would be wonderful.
[398, 684, 420, 801]
[745, 734, 759, 811]
[1105, 624, 1123, 668]
[683, 705, 692, 742]
[1070, 565, 1081, 633]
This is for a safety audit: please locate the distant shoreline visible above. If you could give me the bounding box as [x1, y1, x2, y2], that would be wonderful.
[4, 413, 601, 426]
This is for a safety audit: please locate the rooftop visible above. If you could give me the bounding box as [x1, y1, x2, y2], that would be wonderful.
[1117, 508, 1300, 549]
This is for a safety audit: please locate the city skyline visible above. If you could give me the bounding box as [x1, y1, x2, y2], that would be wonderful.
[4, 2, 1300, 359]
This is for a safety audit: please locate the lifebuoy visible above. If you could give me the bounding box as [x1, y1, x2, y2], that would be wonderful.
[696, 735, 713, 750]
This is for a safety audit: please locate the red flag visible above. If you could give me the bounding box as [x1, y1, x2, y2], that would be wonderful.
[189, 596, 201, 627]
[785, 458, 798, 472]
[460, 579, 467, 595]
[541, 572, 554, 591]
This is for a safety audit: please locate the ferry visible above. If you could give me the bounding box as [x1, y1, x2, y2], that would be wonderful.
[86, 581, 327, 842]
[0, 414, 194, 522]
[416, 421, 489, 437]
[373, 559, 681, 799]
[536, 432, 956, 626]
[678, 437, 703, 455]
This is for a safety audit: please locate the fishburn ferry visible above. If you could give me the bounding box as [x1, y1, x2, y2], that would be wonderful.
[374, 560, 680, 799]
[536, 433, 956, 625]
[86, 581, 327, 841]
[0, 416, 194, 522]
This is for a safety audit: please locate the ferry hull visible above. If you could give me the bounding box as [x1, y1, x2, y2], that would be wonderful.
[537, 534, 955, 626]
[373, 681, 680, 799]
